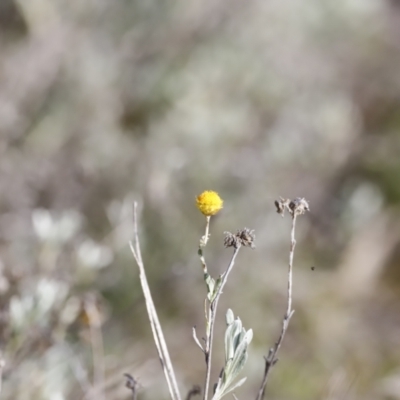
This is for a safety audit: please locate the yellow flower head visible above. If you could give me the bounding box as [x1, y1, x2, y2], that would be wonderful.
[196, 190, 223, 216]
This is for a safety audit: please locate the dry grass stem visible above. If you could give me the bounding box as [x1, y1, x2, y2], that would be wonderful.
[129, 202, 182, 400]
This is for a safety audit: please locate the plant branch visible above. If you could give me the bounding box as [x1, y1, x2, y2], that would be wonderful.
[193, 326, 205, 353]
[255, 214, 298, 400]
[198, 216, 211, 273]
[203, 245, 242, 400]
[255, 197, 309, 400]
[124, 373, 139, 400]
[129, 202, 182, 400]
[186, 385, 201, 400]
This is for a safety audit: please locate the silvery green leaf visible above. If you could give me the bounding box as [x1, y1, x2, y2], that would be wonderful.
[233, 325, 245, 351]
[244, 329, 253, 344]
[226, 309, 234, 325]
[212, 380, 226, 400]
[212, 390, 222, 400]
[211, 276, 222, 301]
[221, 377, 247, 397]
[214, 373, 223, 394]
[204, 273, 215, 301]
[213, 311, 252, 400]
[225, 318, 242, 361]
[232, 320, 243, 340]
[225, 340, 250, 386]
[224, 353, 246, 386]
[223, 359, 233, 382]
[213, 375, 248, 400]
[225, 334, 251, 380]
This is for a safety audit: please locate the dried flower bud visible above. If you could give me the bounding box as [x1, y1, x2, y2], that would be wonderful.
[289, 197, 310, 216]
[224, 228, 255, 249]
[224, 232, 237, 248]
[237, 228, 256, 248]
[274, 197, 309, 217]
[274, 197, 290, 216]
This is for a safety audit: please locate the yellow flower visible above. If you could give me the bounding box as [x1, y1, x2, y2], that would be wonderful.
[196, 190, 223, 216]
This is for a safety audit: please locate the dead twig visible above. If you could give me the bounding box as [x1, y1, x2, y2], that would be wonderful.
[124, 373, 139, 400]
[186, 384, 201, 400]
[255, 198, 309, 400]
[129, 202, 182, 400]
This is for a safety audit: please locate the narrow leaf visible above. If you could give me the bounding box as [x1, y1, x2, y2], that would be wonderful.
[222, 377, 247, 397]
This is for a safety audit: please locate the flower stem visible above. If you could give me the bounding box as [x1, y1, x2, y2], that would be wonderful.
[255, 214, 298, 400]
[203, 246, 241, 400]
[198, 216, 211, 273]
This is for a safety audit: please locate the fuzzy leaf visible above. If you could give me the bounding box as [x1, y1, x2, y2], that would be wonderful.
[221, 377, 247, 397]
[213, 311, 252, 400]
[204, 273, 215, 301]
[224, 329, 252, 384]
[225, 318, 242, 361]
[211, 276, 223, 301]
[226, 309, 234, 325]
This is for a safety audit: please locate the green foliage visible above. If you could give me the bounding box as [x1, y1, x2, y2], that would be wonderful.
[204, 273, 222, 303]
[212, 309, 253, 400]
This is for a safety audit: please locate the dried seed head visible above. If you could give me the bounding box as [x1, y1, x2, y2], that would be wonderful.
[274, 197, 290, 216]
[224, 228, 256, 249]
[275, 197, 310, 217]
[289, 197, 310, 216]
[224, 232, 237, 248]
[237, 228, 256, 248]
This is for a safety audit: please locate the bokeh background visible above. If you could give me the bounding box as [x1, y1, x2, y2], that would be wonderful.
[2, 0, 400, 399]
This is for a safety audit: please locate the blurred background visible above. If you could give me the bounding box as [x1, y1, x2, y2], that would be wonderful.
[1, 0, 400, 399]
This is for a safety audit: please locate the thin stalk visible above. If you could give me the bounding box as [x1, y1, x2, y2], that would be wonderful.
[124, 373, 139, 400]
[129, 203, 181, 400]
[199, 216, 211, 273]
[255, 214, 298, 400]
[203, 245, 241, 400]
[204, 216, 211, 246]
